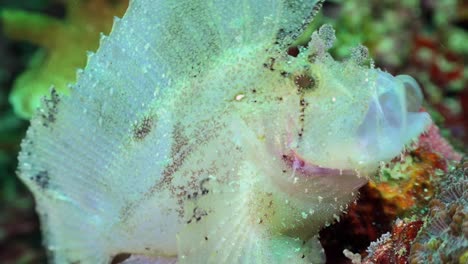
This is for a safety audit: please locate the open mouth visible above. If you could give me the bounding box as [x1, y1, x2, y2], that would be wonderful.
[281, 150, 358, 178]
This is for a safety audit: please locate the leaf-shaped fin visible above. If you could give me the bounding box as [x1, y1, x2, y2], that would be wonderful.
[176, 178, 326, 264]
[124, 0, 322, 76]
[18, 0, 322, 263]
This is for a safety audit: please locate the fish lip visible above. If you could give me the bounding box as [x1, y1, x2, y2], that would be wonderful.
[282, 150, 357, 177]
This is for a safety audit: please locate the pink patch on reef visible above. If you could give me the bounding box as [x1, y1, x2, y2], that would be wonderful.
[418, 123, 463, 162]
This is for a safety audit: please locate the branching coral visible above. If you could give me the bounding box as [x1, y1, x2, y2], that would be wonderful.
[1, 0, 128, 119]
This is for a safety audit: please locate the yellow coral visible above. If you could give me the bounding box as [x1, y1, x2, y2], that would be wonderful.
[2, 0, 128, 119]
[371, 147, 447, 217]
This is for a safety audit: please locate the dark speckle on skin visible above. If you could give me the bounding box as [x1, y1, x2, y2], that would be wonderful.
[40, 88, 60, 127]
[308, 52, 318, 63]
[31, 170, 50, 189]
[262, 57, 276, 71]
[187, 207, 208, 224]
[200, 178, 210, 195]
[187, 177, 211, 199]
[142, 122, 192, 218]
[119, 203, 133, 223]
[163, 123, 189, 180]
[296, 90, 310, 138]
[139, 120, 223, 219]
[133, 115, 155, 140]
[187, 191, 199, 200]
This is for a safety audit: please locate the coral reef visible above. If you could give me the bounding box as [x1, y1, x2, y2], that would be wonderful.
[409, 158, 468, 263]
[369, 122, 461, 219]
[320, 123, 463, 263]
[320, 185, 393, 263]
[362, 219, 424, 264]
[372, 142, 448, 218]
[359, 157, 467, 264]
[418, 122, 463, 162]
[1, 0, 128, 119]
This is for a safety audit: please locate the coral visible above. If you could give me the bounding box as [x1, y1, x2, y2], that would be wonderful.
[418, 122, 463, 162]
[409, 158, 468, 264]
[362, 219, 424, 264]
[321, 119, 464, 263]
[409, 36, 465, 93]
[1, 0, 128, 119]
[408, 35, 467, 148]
[320, 122, 463, 263]
[319, 184, 393, 263]
[368, 120, 465, 219]
[372, 143, 448, 218]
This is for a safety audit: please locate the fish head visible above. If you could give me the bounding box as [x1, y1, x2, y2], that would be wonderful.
[277, 29, 432, 177]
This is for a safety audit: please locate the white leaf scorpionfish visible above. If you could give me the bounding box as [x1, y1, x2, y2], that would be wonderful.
[17, 0, 431, 263]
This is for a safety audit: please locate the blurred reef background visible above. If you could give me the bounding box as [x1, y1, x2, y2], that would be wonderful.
[0, 0, 466, 263]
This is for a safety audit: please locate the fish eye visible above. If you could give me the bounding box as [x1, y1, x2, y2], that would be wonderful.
[293, 73, 317, 91]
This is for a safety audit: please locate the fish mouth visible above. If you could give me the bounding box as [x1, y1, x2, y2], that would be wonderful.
[273, 150, 368, 205]
[281, 150, 359, 178]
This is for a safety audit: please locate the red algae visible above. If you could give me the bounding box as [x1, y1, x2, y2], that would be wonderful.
[362, 219, 423, 264]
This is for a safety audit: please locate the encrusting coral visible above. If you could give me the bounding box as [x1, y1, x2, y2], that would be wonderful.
[1, 0, 128, 119]
[409, 158, 468, 264]
[365, 121, 462, 220]
[355, 156, 466, 264]
[319, 122, 463, 262]
[362, 219, 424, 264]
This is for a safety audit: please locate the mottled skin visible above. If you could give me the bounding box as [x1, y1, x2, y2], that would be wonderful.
[17, 0, 431, 263]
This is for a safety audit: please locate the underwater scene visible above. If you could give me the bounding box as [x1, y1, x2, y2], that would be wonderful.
[0, 0, 466, 263]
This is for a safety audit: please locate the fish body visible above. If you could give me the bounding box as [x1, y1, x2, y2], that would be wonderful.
[17, 0, 431, 263]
